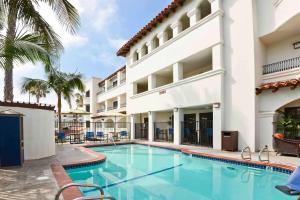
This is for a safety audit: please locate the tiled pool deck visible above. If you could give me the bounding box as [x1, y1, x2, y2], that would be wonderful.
[0, 140, 299, 200]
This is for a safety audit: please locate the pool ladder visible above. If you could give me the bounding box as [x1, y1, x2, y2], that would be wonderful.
[241, 146, 251, 160]
[258, 145, 270, 163]
[55, 183, 116, 200]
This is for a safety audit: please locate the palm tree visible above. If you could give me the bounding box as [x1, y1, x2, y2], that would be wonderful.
[23, 68, 84, 128]
[21, 78, 50, 103]
[0, 0, 79, 101]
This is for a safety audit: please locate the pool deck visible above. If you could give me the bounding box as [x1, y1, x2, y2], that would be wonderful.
[0, 140, 299, 200]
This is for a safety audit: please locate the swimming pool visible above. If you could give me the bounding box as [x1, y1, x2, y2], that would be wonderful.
[66, 144, 295, 200]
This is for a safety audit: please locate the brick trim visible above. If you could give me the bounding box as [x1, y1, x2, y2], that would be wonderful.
[0, 101, 55, 111]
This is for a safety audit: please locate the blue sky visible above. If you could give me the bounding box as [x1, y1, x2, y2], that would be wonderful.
[60, 0, 171, 79]
[0, 0, 171, 110]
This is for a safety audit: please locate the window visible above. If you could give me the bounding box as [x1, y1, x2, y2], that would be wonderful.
[85, 90, 90, 97]
[199, 0, 211, 19]
[113, 101, 118, 109]
[165, 26, 173, 41]
[180, 14, 190, 31]
[113, 80, 118, 87]
[86, 105, 90, 112]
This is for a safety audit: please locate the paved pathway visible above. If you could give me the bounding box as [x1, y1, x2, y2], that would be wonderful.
[0, 144, 94, 200]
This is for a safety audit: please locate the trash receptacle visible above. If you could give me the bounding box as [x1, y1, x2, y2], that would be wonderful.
[222, 131, 238, 151]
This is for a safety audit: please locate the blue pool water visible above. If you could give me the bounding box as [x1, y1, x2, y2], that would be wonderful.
[67, 144, 296, 200]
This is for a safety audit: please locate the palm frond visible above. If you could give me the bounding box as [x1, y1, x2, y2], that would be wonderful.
[41, 0, 80, 34]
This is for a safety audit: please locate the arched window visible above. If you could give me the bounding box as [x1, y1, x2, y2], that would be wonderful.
[165, 26, 173, 41]
[180, 14, 190, 31]
[199, 0, 211, 19]
[141, 44, 148, 57]
[132, 50, 138, 62]
[152, 36, 159, 50]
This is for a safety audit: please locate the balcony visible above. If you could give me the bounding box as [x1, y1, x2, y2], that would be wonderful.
[97, 108, 106, 113]
[263, 57, 300, 75]
[120, 103, 126, 108]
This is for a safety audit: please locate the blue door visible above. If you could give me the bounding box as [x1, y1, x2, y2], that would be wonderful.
[0, 115, 21, 167]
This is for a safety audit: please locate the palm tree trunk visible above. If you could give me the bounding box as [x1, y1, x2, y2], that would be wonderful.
[57, 93, 62, 131]
[36, 96, 40, 104]
[4, 5, 18, 101]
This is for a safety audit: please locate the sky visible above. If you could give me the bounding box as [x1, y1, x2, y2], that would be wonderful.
[0, 0, 171, 111]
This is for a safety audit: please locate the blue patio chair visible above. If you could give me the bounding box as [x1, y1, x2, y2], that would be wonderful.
[207, 128, 213, 138]
[184, 128, 192, 143]
[120, 131, 129, 140]
[96, 131, 107, 142]
[86, 131, 95, 141]
[57, 132, 66, 144]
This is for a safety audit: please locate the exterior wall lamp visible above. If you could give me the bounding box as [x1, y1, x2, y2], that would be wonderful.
[213, 103, 221, 108]
[293, 42, 300, 49]
[174, 107, 179, 112]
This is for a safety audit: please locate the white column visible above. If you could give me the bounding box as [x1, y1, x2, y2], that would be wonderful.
[117, 71, 121, 85]
[187, 8, 200, 26]
[132, 82, 137, 95]
[146, 41, 152, 54]
[212, 44, 224, 70]
[171, 20, 183, 37]
[148, 111, 156, 142]
[174, 108, 183, 145]
[130, 115, 136, 140]
[213, 103, 223, 150]
[137, 49, 142, 60]
[208, 0, 222, 12]
[104, 80, 108, 91]
[117, 96, 121, 109]
[157, 31, 168, 46]
[173, 62, 183, 82]
[130, 54, 136, 65]
[148, 74, 156, 90]
[105, 100, 108, 111]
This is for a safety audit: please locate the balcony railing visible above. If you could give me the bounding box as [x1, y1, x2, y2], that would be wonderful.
[107, 84, 117, 91]
[120, 103, 126, 108]
[107, 107, 117, 111]
[120, 78, 126, 84]
[97, 108, 105, 113]
[263, 57, 300, 75]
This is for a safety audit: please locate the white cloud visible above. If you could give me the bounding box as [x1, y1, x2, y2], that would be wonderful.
[37, 2, 89, 48]
[108, 37, 127, 50]
[70, 0, 119, 32]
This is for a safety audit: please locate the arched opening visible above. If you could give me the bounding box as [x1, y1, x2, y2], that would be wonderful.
[180, 14, 190, 31]
[105, 119, 114, 128]
[199, 0, 211, 19]
[275, 99, 300, 139]
[117, 117, 127, 128]
[152, 36, 159, 50]
[165, 26, 173, 41]
[141, 44, 148, 57]
[132, 50, 138, 62]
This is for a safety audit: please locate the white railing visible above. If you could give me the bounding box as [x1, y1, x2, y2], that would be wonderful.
[263, 57, 300, 75]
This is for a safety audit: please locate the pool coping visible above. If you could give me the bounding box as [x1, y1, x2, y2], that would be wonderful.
[51, 141, 296, 200]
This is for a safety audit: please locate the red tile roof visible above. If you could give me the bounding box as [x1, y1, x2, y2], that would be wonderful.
[256, 79, 300, 94]
[0, 101, 55, 110]
[116, 0, 186, 57]
[98, 65, 126, 86]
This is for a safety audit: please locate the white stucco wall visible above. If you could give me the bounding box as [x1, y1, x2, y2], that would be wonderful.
[0, 106, 55, 160]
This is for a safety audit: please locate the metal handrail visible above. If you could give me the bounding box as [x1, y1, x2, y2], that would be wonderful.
[259, 145, 270, 163]
[55, 183, 115, 200]
[241, 146, 251, 160]
[263, 56, 300, 75]
[74, 196, 116, 200]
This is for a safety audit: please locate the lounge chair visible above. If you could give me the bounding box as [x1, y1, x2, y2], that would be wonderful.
[85, 132, 96, 141]
[276, 166, 300, 196]
[273, 135, 300, 157]
[120, 131, 129, 140]
[96, 131, 107, 142]
[56, 132, 66, 144]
